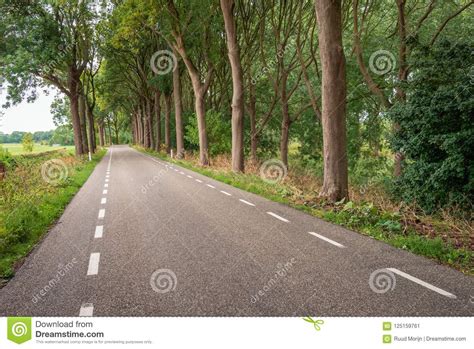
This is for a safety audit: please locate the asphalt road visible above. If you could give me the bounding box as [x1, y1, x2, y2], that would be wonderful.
[1, 145, 473, 316]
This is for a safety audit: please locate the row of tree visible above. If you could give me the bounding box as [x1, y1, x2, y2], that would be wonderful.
[1, 0, 472, 206]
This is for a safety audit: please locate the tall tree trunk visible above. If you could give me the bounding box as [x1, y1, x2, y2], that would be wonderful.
[154, 90, 162, 151]
[78, 89, 89, 154]
[171, 29, 212, 166]
[221, 0, 245, 172]
[86, 104, 96, 153]
[280, 106, 290, 168]
[146, 97, 154, 150]
[194, 91, 209, 165]
[247, 76, 258, 163]
[68, 67, 84, 155]
[164, 94, 171, 154]
[173, 55, 185, 158]
[98, 121, 105, 147]
[142, 101, 150, 148]
[394, 0, 408, 177]
[315, 0, 349, 202]
[280, 73, 290, 168]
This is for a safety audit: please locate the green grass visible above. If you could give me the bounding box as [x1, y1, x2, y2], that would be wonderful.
[0, 143, 75, 155]
[137, 146, 473, 274]
[0, 149, 105, 280]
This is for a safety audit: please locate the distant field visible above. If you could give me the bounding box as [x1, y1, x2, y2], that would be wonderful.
[0, 143, 75, 155]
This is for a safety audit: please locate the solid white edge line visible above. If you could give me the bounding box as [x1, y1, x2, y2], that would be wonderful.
[220, 190, 232, 196]
[98, 209, 105, 219]
[239, 199, 255, 206]
[308, 232, 345, 248]
[266, 211, 289, 223]
[87, 253, 100, 276]
[387, 268, 457, 299]
[94, 226, 103, 238]
[206, 184, 216, 189]
[79, 303, 94, 317]
[101, 198, 107, 204]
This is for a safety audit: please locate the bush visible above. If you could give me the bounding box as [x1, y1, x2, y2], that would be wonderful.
[185, 110, 231, 156]
[389, 41, 474, 212]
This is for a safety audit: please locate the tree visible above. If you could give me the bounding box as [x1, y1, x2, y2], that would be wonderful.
[21, 133, 34, 152]
[389, 41, 474, 211]
[221, 0, 245, 172]
[0, 0, 95, 156]
[315, 0, 348, 202]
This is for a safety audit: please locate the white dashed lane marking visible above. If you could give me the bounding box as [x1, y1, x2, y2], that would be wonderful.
[206, 184, 216, 189]
[87, 253, 100, 276]
[387, 268, 457, 299]
[103, 189, 108, 194]
[79, 303, 94, 317]
[95, 226, 103, 238]
[187, 175, 193, 178]
[98, 209, 105, 219]
[195, 179, 203, 183]
[266, 211, 289, 223]
[101, 198, 107, 204]
[308, 232, 345, 248]
[220, 190, 232, 196]
[104, 183, 109, 188]
[239, 199, 255, 206]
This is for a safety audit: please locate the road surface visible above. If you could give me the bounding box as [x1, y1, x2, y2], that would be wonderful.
[1, 146, 473, 316]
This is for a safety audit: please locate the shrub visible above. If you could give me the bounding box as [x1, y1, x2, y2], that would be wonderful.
[389, 40, 474, 212]
[185, 110, 231, 156]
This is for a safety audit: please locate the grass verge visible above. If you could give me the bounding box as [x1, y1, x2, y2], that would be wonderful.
[0, 148, 106, 281]
[136, 146, 473, 275]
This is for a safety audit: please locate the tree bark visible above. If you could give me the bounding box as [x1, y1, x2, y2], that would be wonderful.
[142, 100, 150, 148]
[154, 90, 162, 151]
[146, 97, 154, 150]
[78, 87, 89, 154]
[247, 79, 258, 163]
[98, 120, 105, 147]
[394, 0, 408, 177]
[68, 77, 84, 155]
[173, 54, 185, 158]
[86, 104, 96, 153]
[315, 0, 349, 202]
[221, 0, 245, 172]
[164, 94, 172, 154]
[194, 91, 209, 165]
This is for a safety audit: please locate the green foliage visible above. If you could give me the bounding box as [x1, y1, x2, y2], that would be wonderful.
[21, 133, 34, 152]
[389, 41, 474, 212]
[0, 150, 106, 278]
[185, 110, 231, 156]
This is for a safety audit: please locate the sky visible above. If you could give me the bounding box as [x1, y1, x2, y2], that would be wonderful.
[0, 87, 57, 134]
